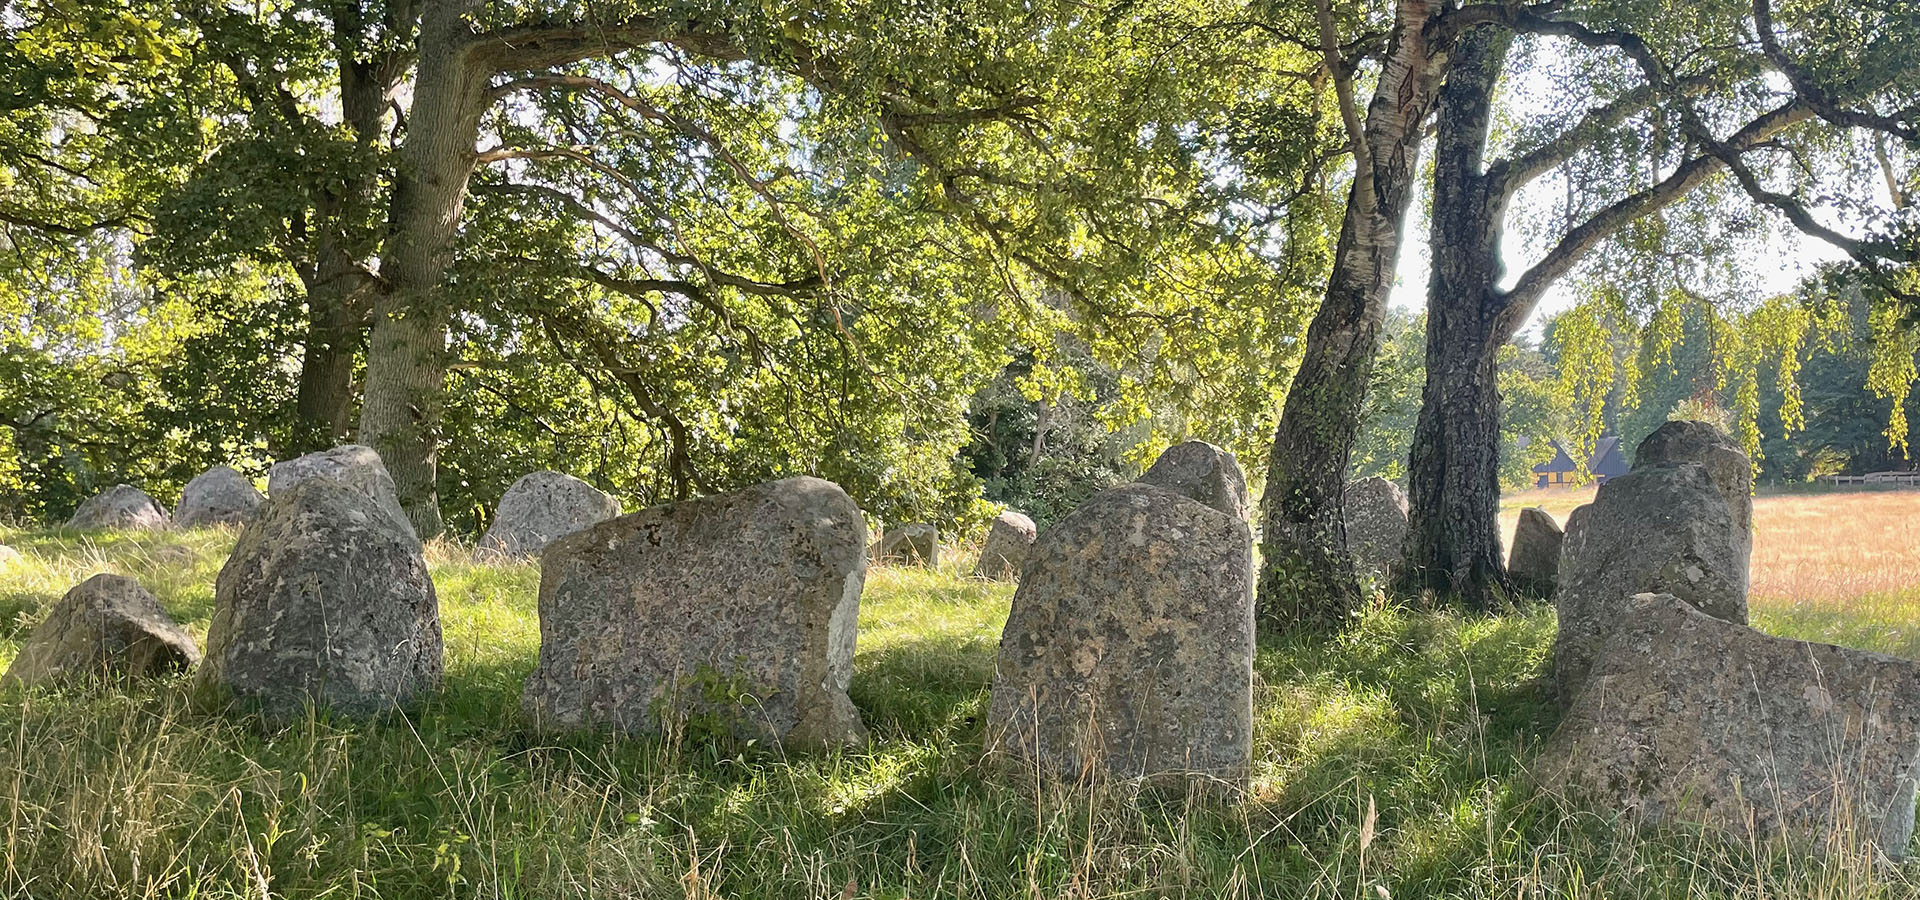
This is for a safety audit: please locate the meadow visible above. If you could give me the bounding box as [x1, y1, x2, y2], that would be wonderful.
[0, 488, 1917, 898]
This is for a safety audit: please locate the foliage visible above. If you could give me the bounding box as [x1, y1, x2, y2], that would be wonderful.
[1349, 311, 1568, 491]
[3, 0, 1339, 534]
[1538, 265, 1920, 482]
[960, 349, 1139, 529]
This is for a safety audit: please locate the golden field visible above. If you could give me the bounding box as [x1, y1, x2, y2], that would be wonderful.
[1504, 485, 1920, 656]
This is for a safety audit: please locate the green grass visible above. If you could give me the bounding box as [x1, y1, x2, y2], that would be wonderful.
[0, 525, 1916, 898]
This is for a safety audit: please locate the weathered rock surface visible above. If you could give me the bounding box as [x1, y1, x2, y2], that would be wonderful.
[267, 445, 417, 545]
[1343, 477, 1408, 581]
[1552, 463, 1745, 704]
[196, 478, 442, 720]
[0, 544, 20, 565]
[522, 476, 868, 747]
[876, 523, 940, 567]
[477, 471, 621, 557]
[2, 574, 199, 685]
[987, 483, 1254, 789]
[174, 465, 265, 529]
[1136, 440, 1249, 522]
[1539, 592, 1920, 859]
[65, 485, 169, 531]
[1634, 419, 1753, 565]
[973, 510, 1037, 581]
[1506, 507, 1564, 597]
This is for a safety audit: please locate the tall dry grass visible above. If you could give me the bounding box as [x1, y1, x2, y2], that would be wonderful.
[3, 494, 1920, 896]
[1503, 485, 1920, 656]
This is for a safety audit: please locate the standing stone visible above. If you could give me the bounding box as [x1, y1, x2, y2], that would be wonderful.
[196, 478, 442, 721]
[1136, 440, 1249, 522]
[1552, 463, 1745, 704]
[267, 445, 418, 545]
[0, 545, 20, 565]
[477, 471, 621, 557]
[1506, 507, 1564, 598]
[65, 485, 169, 531]
[1634, 419, 1753, 566]
[1343, 477, 1408, 581]
[174, 465, 265, 529]
[1540, 593, 1920, 859]
[2, 574, 199, 685]
[987, 483, 1254, 789]
[876, 523, 940, 567]
[973, 510, 1038, 581]
[522, 477, 867, 747]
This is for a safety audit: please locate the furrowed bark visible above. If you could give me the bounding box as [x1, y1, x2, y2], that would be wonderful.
[1398, 26, 1513, 611]
[286, 2, 396, 453]
[358, 0, 490, 539]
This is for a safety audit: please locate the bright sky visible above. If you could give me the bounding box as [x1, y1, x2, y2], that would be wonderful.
[1383, 178, 1852, 339]
[1381, 38, 1863, 340]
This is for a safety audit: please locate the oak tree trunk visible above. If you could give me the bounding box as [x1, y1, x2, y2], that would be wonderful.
[289, 251, 361, 452]
[286, 14, 392, 454]
[358, 0, 488, 539]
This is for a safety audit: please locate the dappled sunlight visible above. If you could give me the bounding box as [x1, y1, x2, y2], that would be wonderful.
[2, 518, 1920, 895]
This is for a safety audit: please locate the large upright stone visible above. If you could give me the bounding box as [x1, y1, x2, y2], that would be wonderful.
[174, 465, 265, 529]
[973, 510, 1037, 581]
[1540, 593, 1920, 859]
[267, 445, 417, 545]
[477, 471, 621, 557]
[65, 485, 169, 531]
[876, 523, 940, 567]
[197, 479, 442, 720]
[522, 477, 867, 747]
[1343, 477, 1408, 581]
[1506, 507, 1564, 598]
[1634, 420, 1753, 565]
[1552, 463, 1745, 704]
[1136, 440, 1248, 522]
[2, 574, 199, 685]
[987, 483, 1253, 789]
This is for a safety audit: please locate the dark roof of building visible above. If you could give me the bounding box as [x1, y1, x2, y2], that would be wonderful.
[1533, 436, 1630, 477]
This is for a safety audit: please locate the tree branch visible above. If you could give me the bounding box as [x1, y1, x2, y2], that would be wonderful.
[1752, 0, 1917, 142]
[1495, 69, 1731, 192]
[1497, 99, 1815, 335]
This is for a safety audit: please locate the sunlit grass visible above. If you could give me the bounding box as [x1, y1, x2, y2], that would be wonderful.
[2, 503, 1919, 897]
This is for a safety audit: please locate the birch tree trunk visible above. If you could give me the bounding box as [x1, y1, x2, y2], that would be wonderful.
[1257, 0, 1449, 631]
[1398, 26, 1514, 611]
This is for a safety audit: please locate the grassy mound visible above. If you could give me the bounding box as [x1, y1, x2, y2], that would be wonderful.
[0, 513, 1915, 898]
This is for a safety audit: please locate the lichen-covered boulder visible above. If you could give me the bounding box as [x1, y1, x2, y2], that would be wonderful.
[267, 445, 417, 545]
[65, 485, 169, 531]
[1507, 507, 1564, 598]
[477, 471, 621, 557]
[987, 483, 1254, 790]
[973, 510, 1038, 581]
[876, 523, 940, 567]
[1343, 477, 1408, 581]
[522, 476, 868, 748]
[1552, 463, 1745, 705]
[196, 478, 442, 721]
[174, 465, 265, 529]
[2, 574, 199, 685]
[1136, 440, 1248, 522]
[1634, 420, 1753, 567]
[1539, 592, 1920, 859]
